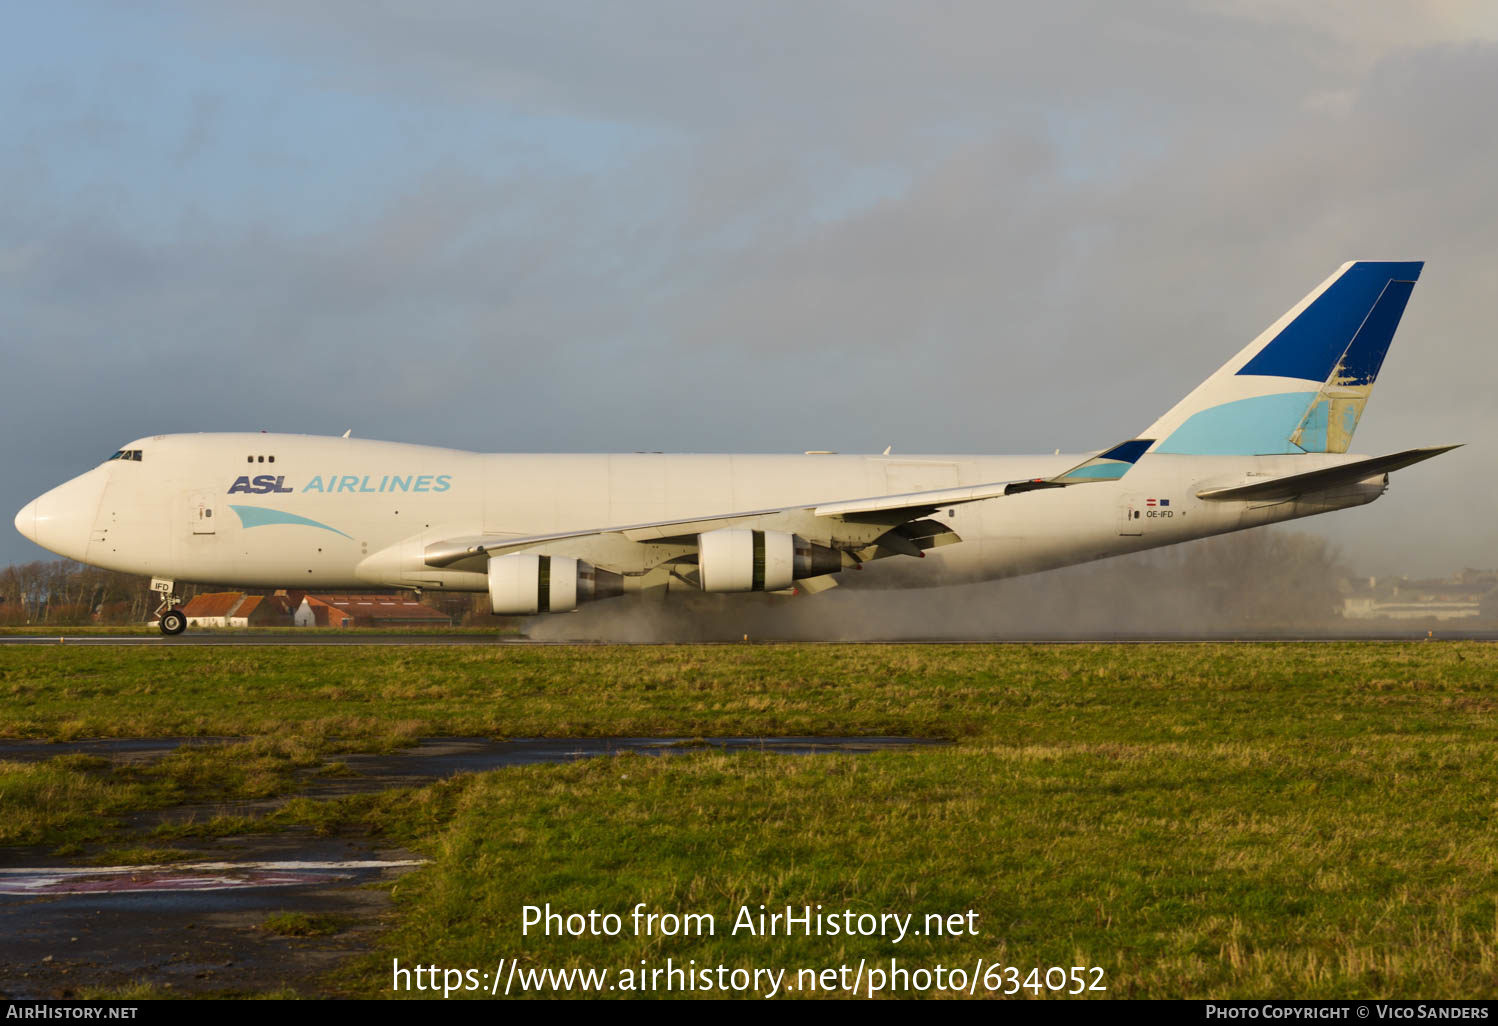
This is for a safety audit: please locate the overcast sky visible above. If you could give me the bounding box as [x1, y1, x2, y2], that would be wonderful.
[4, 2, 1496, 576]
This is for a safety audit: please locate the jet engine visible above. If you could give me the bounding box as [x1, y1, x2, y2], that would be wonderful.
[696, 529, 842, 592]
[488, 553, 623, 614]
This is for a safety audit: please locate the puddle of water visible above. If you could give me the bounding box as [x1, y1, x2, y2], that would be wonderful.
[0, 735, 945, 774]
[0, 737, 242, 765]
[262, 736, 945, 801]
[338, 735, 946, 775]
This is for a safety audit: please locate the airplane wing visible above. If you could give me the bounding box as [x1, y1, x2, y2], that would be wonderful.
[424, 480, 1015, 570]
[1195, 445, 1459, 502]
[423, 439, 1155, 573]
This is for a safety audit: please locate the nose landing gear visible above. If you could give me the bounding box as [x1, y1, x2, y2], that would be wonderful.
[151, 578, 187, 635]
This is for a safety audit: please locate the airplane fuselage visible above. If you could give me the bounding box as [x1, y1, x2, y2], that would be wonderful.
[15, 432, 1385, 595]
[13, 262, 1448, 629]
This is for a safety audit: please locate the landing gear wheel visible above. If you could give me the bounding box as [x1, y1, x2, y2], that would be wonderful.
[159, 609, 187, 636]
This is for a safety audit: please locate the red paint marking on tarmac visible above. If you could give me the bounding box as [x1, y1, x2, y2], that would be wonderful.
[0, 859, 423, 896]
[1, 869, 343, 895]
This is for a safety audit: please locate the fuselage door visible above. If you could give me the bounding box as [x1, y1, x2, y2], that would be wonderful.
[1118, 495, 1143, 536]
[191, 492, 217, 535]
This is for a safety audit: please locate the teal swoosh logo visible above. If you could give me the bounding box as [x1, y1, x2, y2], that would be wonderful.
[228, 505, 353, 539]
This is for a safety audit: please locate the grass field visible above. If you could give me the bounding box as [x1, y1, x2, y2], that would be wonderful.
[3, 642, 1497, 998]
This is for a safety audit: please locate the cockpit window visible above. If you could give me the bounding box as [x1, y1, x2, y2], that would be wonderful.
[108, 449, 143, 462]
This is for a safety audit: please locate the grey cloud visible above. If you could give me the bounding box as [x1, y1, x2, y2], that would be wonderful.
[4, 4, 1496, 578]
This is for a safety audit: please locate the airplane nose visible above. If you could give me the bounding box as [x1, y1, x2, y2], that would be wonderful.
[14, 498, 37, 544]
[17, 470, 107, 561]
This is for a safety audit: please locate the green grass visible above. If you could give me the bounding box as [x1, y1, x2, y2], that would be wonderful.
[3, 643, 1498, 998]
[0, 737, 349, 847]
[338, 743, 1498, 998]
[4, 642, 1494, 742]
[89, 845, 200, 865]
[262, 911, 349, 938]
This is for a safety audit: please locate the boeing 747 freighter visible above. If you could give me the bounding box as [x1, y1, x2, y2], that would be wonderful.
[14, 261, 1456, 634]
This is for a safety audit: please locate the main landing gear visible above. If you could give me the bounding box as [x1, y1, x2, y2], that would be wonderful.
[152, 578, 187, 636]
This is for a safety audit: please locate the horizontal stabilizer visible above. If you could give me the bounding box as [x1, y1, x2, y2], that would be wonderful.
[1196, 445, 1459, 502]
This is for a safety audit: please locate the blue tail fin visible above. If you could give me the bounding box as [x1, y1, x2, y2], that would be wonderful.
[1144, 261, 1423, 455]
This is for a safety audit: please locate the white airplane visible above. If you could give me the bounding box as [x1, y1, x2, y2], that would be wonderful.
[14, 261, 1456, 635]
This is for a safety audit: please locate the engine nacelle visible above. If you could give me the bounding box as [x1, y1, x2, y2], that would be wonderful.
[697, 529, 841, 592]
[488, 554, 623, 614]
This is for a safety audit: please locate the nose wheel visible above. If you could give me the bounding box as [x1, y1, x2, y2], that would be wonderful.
[150, 578, 187, 635]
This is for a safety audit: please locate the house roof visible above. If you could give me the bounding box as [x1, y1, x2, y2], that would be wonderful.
[309, 594, 450, 620]
[181, 592, 244, 618]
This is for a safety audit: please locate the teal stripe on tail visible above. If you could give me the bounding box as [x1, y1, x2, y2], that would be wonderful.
[1144, 261, 1422, 456]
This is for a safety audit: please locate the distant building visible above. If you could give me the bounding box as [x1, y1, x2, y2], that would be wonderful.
[295, 596, 347, 628]
[294, 593, 452, 628]
[1342, 569, 1498, 621]
[172, 591, 288, 628]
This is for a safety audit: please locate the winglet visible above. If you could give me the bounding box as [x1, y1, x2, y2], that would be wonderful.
[999, 439, 1154, 496]
[1050, 439, 1154, 484]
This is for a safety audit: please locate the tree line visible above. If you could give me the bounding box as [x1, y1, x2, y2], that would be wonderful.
[0, 560, 156, 625]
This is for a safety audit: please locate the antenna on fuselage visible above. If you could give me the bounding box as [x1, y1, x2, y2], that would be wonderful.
[342, 429, 352, 438]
